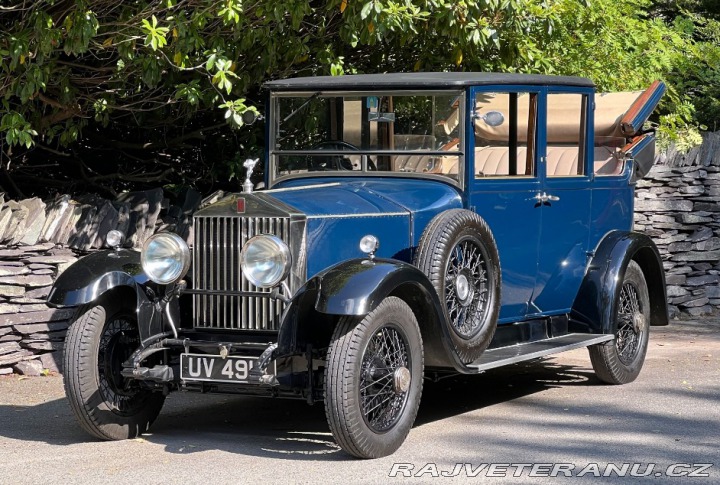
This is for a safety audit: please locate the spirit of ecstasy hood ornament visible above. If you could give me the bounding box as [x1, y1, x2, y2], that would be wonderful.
[242, 158, 259, 193]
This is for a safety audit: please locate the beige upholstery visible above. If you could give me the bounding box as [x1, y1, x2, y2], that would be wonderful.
[474, 147, 530, 176]
[441, 157, 459, 175]
[395, 153, 433, 172]
[593, 146, 623, 175]
[471, 146, 622, 177]
[392, 134, 435, 172]
[546, 147, 579, 176]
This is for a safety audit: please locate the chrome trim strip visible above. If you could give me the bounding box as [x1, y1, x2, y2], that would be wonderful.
[263, 182, 342, 193]
[469, 334, 614, 372]
[307, 212, 408, 219]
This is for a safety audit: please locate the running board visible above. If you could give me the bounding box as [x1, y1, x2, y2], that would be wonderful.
[468, 333, 614, 372]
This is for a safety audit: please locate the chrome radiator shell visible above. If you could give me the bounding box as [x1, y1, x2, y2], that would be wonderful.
[191, 193, 306, 331]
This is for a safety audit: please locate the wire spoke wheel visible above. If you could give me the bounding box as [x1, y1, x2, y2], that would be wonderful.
[97, 316, 150, 416]
[615, 283, 645, 365]
[444, 237, 489, 339]
[414, 209, 500, 363]
[63, 302, 166, 440]
[589, 261, 651, 385]
[359, 326, 411, 433]
[324, 297, 423, 458]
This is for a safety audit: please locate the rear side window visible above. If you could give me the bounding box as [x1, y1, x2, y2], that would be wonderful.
[545, 93, 587, 177]
[474, 92, 538, 178]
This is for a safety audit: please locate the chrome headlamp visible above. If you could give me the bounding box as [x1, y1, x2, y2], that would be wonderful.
[240, 235, 291, 288]
[141, 233, 191, 285]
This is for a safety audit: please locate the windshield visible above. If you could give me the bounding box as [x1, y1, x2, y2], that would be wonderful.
[270, 91, 464, 183]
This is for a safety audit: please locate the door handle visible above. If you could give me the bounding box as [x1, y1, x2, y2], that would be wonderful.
[532, 192, 560, 203]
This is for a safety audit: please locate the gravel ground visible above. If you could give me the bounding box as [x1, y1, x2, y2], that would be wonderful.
[0, 318, 718, 484]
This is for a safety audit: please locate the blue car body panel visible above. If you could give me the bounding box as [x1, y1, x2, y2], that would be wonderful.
[269, 178, 463, 277]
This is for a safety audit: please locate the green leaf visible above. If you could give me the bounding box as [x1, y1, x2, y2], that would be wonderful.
[361, 2, 373, 20]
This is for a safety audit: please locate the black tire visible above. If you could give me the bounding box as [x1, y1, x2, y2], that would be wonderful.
[324, 297, 423, 459]
[589, 261, 651, 384]
[63, 302, 165, 440]
[414, 209, 501, 363]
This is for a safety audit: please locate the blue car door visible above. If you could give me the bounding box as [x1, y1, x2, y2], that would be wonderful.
[468, 87, 542, 322]
[530, 88, 593, 315]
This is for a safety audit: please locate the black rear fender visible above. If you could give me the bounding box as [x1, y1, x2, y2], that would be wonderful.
[570, 231, 669, 334]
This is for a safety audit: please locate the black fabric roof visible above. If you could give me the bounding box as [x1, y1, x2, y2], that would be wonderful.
[264, 72, 594, 90]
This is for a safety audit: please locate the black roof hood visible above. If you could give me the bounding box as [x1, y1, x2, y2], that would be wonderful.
[264, 72, 595, 91]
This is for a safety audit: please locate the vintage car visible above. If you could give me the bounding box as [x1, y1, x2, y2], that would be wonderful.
[48, 73, 668, 459]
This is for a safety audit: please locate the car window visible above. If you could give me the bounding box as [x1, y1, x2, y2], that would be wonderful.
[272, 92, 463, 180]
[592, 91, 641, 177]
[473, 92, 537, 178]
[545, 93, 588, 177]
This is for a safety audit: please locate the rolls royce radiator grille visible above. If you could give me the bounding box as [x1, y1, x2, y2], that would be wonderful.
[192, 216, 290, 331]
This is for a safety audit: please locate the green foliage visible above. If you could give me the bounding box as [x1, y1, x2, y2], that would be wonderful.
[0, 0, 718, 195]
[141, 15, 170, 51]
[1, 112, 37, 149]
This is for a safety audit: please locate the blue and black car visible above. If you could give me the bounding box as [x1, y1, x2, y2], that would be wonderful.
[49, 73, 669, 458]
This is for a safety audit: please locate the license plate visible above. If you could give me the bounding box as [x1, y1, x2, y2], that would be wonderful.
[180, 354, 257, 383]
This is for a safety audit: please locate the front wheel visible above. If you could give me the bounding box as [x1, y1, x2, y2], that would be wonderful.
[63, 302, 166, 440]
[589, 261, 651, 384]
[324, 297, 424, 459]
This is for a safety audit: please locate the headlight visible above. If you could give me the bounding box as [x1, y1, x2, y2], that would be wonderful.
[240, 235, 291, 288]
[141, 233, 191, 285]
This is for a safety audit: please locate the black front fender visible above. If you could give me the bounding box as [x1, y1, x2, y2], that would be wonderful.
[47, 249, 150, 307]
[571, 230, 669, 334]
[314, 258, 436, 316]
[277, 258, 466, 370]
[47, 249, 170, 345]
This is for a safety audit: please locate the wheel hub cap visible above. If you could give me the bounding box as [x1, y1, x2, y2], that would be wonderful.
[393, 366, 411, 394]
[455, 273, 473, 304]
[632, 313, 645, 333]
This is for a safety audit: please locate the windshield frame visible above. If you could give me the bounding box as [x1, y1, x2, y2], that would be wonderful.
[267, 89, 466, 189]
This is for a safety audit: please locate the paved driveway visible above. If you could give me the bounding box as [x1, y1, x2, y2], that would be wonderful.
[0, 319, 718, 484]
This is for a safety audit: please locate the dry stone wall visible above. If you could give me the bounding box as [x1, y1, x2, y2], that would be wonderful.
[0, 187, 213, 376]
[0, 244, 77, 376]
[635, 132, 720, 319]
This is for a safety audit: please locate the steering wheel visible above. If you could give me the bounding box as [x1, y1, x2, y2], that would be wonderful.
[309, 140, 377, 171]
[309, 140, 359, 171]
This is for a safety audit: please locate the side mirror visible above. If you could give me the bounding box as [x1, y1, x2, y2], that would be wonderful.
[477, 110, 505, 127]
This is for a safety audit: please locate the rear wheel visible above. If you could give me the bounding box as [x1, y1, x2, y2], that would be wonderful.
[589, 261, 651, 384]
[63, 302, 165, 440]
[324, 297, 423, 458]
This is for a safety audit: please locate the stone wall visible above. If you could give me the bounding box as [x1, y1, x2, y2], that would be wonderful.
[0, 244, 78, 376]
[635, 131, 720, 319]
[635, 166, 720, 318]
[0, 187, 214, 376]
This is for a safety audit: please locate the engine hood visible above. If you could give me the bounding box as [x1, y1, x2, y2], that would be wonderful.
[267, 179, 462, 276]
[266, 178, 462, 220]
[193, 178, 462, 278]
